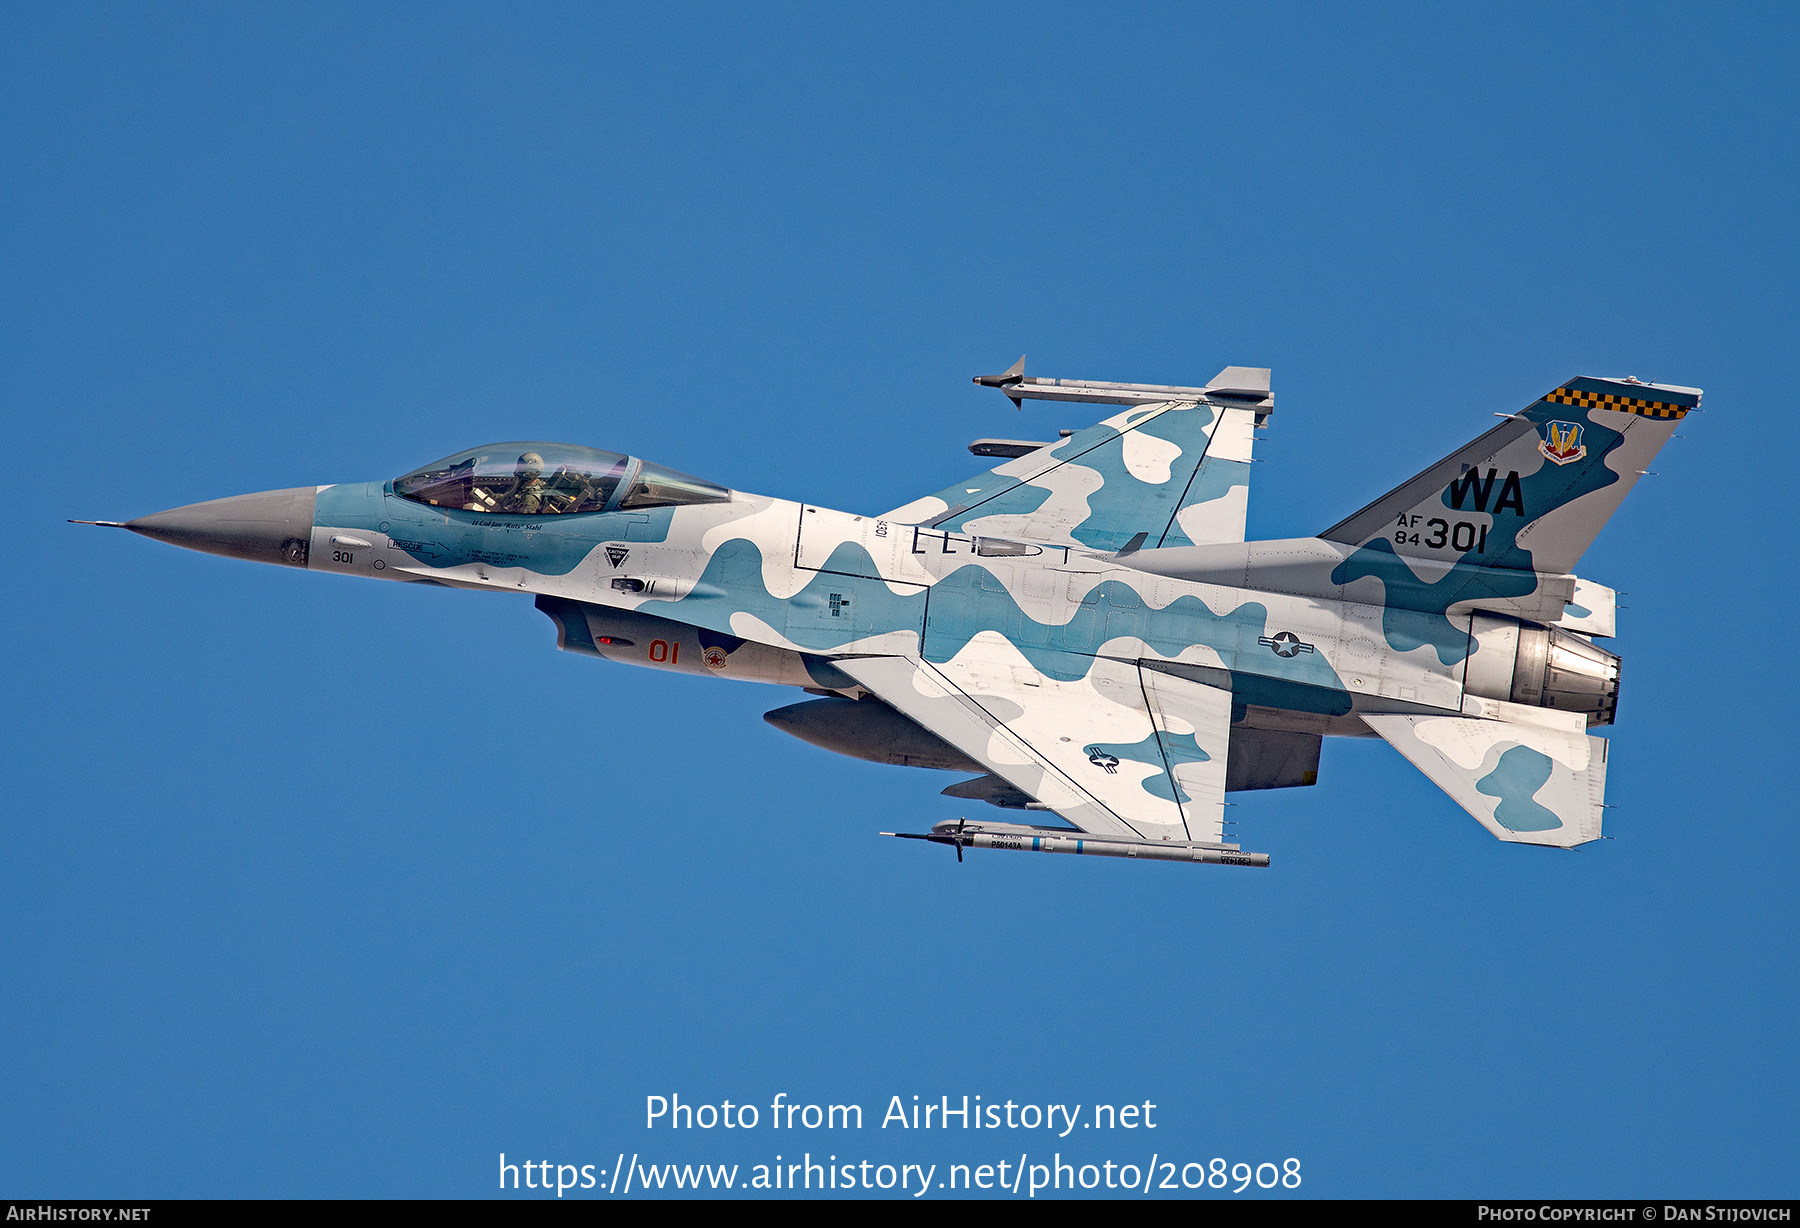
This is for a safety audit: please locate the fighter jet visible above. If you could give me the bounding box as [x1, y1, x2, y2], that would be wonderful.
[76, 361, 1698, 868]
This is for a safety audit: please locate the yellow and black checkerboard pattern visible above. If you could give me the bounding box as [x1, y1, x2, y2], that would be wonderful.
[1545, 386, 1689, 419]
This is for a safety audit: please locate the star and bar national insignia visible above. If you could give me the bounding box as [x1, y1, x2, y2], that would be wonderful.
[1259, 631, 1316, 658]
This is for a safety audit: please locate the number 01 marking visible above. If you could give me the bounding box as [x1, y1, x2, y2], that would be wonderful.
[648, 640, 680, 664]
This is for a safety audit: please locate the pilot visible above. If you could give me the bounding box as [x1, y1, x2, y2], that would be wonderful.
[503, 452, 549, 513]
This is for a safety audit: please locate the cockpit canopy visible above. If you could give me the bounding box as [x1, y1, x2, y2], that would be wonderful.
[394, 442, 730, 516]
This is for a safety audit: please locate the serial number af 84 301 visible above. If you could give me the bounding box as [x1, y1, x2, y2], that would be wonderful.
[1394, 515, 1489, 553]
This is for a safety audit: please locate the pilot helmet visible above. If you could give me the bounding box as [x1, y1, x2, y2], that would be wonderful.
[516, 452, 544, 479]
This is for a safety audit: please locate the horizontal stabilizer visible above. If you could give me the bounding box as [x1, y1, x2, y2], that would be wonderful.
[1364, 710, 1608, 848]
[1554, 578, 1617, 638]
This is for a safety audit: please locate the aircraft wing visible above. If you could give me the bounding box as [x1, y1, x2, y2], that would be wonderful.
[833, 651, 1234, 844]
[881, 366, 1267, 552]
[1363, 707, 1608, 848]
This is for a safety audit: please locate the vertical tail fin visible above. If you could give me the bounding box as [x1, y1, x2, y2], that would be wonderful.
[1320, 377, 1700, 575]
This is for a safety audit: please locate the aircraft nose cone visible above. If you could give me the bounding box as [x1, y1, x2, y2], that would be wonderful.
[126, 487, 318, 568]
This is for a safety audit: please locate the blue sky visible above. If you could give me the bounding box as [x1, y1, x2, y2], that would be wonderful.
[3, 2, 1795, 1198]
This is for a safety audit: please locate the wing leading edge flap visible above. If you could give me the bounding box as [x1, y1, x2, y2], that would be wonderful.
[833, 653, 1233, 844]
[1362, 712, 1607, 848]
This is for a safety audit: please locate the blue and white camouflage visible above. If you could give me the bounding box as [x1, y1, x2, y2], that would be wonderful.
[79, 361, 1699, 868]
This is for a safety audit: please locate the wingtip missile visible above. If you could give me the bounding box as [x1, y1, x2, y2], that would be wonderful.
[882, 821, 1269, 867]
[972, 355, 1027, 407]
[971, 354, 1026, 388]
[970, 359, 1271, 412]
